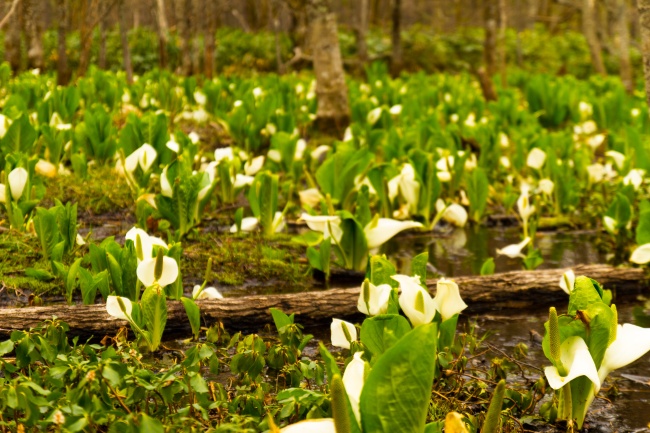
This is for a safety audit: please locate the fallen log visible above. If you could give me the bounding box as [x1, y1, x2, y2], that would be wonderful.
[0, 264, 646, 338]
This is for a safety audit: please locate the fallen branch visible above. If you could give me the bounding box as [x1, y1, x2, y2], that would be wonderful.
[0, 264, 646, 338]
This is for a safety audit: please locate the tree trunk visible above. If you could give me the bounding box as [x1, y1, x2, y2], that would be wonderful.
[483, 0, 498, 77]
[175, 0, 193, 75]
[155, 0, 169, 68]
[118, 0, 133, 84]
[497, 0, 507, 87]
[306, 0, 350, 136]
[582, 0, 606, 75]
[641, 0, 650, 108]
[609, 0, 633, 93]
[267, 0, 284, 74]
[77, 0, 95, 77]
[204, 0, 216, 77]
[98, 0, 108, 69]
[0, 264, 645, 338]
[390, 0, 402, 76]
[23, 0, 44, 70]
[4, 0, 22, 73]
[355, 0, 368, 64]
[56, 0, 70, 85]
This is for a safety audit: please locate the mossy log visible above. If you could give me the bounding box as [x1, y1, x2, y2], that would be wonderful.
[0, 264, 646, 338]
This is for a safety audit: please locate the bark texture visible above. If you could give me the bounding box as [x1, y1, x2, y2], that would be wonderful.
[306, 0, 350, 135]
[582, 0, 606, 75]
[118, 0, 134, 84]
[23, 0, 43, 70]
[56, 0, 70, 84]
[0, 265, 645, 338]
[609, 0, 633, 93]
[5, 0, 22, 73]
[640, 0, 650, 108]
[355, 0, 368, 63]
[390, 0, 402, 76]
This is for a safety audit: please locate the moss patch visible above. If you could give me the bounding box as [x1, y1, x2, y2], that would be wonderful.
[0, 230, 63, 297]
[44, 164, 134, 217]
[182, 232, 309, 295]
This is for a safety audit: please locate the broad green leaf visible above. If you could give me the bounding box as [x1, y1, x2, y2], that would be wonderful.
[411, 252, 429, 282]
[181, 297, 201, 339]
[141, 286, 168, 351]
[360, 323, 438, 433]
[360, 314, 412, 359]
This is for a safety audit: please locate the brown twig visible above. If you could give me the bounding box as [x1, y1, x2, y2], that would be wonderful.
[0, 0, 20, 30]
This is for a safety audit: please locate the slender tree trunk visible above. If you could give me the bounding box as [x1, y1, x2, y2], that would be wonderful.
[204, 0, 216, 78]
[582, 0, 606, 75]
[269, 0, 284, 74]
[57, 0, 70, 84]
[155, 0, 169, 68]
[118, 0, 133, 84]
[497, 0, 507, 87]
[24, 0, 44, 70]
[640, 0, 650, 108]
[191, 0, 201, 74]
[98, 1, 107, 69]
[5, 0, 22, 73]
[390, 0, 402, 76]
[77, 0, 94, 77]
[306, 0, 350, 135]
[175, 0, 193, 75]
[355, 0, 368, 64]
[484, 0, 498, 77]
[609, 0, 633, 93]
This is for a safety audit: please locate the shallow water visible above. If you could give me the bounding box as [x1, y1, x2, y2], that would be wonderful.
[382, 225, 607, 279]
[474, 303, 650, 432]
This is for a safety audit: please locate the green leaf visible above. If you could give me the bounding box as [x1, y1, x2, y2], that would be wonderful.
[338, 215, 368, 272]
[0, 339, 14, 356]
[636, 201, 650, 245]
[360, 323, 438, 433]
[139, 414, 164, 433]
[141, 286, 168, 351]
[480, 258, 495, 275]
[360, 314, 412, 359]
[181, 297, 201, 339]
[411, 252, 429, 282]
[270, 308, 293, 331]
[369, 255, 397, 288]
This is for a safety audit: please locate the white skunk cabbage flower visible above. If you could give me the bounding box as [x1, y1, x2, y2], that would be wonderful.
[433, 278, 468, 321]
[393, 274, 436, 327]
[436, 200, 468, 228]
[357, 279, 391, 316]
[136, 255, 179, 287]
[192, 285, 223, 300]
[496, 237, 531, 258]
[526, 148, 546, 170]
[106, 296, 133, 321]
[331, 318, 357, 349]
[559, 269, 575, 294]
[8, 167, 28, 200]
[364, 217, 422, 249]
[544, 336, 600, 392]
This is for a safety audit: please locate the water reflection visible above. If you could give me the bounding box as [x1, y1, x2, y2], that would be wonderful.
[382, 226, 608, 278]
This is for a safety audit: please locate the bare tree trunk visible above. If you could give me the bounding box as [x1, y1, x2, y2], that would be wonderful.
[204, 0, 216, 78]
[390, 0, 402, 76]
[77, 0, 95, 77]
[175, 0, 193, 75]
[306, 0, 350, 135]
[484, 0, 498, 77]
[23, 0, 44, 70]
[355, 0, 368, 64]
[98, 0, 108, 69]
[640, 0, 650, 108]
[269, 0, 285, 74]
[155, 0, 169, 68]
[609, 0, 633, 93]
[118, 0, 133, 84]
[5, 0, 22, 73]
[191, 0, 201, 74]
[497, 0, 507, 87]
[582, 0, 606, 75]
[56, 0, 70, 84]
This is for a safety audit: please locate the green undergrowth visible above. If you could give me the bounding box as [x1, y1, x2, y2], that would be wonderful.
[44, 165, 133, 217]
[182, 233, 308, 293]
[0, 230, 62, 297]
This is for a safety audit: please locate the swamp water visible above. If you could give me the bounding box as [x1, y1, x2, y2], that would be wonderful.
[2, 225, 648, 431]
